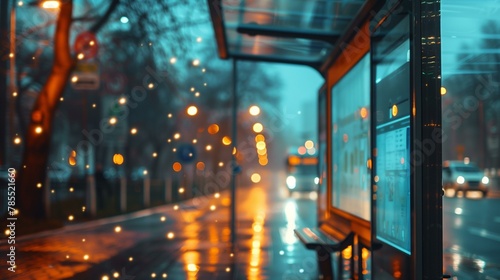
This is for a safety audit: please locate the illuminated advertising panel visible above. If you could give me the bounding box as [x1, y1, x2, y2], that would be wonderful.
[331, 54, 371, 221]
[374, 33, 412, 256]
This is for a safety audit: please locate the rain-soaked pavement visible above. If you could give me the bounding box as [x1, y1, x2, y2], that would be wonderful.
[1, 168, 320, 280]
[2, 168, 500, 279]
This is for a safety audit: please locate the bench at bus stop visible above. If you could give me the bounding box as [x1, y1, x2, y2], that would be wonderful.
[294, 227, 354, 279]
[294, 227, 382, 279]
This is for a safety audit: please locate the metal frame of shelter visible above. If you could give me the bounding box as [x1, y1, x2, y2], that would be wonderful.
[207, 0, 442, 279]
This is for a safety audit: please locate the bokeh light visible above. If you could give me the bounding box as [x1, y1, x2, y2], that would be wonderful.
[173, 162, 182, 172]
[222, 136, 232, 145]
[187, 105, 198, 116]
[208, 124, 219, 134]
[249, 105, 260, 116]
[250, 173, 261, 183]
[252, 123, 263, 133]
[113, 154, 124, 165]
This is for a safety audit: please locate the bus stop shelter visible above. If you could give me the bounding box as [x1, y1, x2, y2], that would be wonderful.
[207, 0, 443, 279]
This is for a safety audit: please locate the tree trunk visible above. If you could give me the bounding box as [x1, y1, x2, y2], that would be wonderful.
[18, 1, 74, 220]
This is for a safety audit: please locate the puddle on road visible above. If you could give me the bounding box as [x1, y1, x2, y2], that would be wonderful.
[444, 252, 500, 279]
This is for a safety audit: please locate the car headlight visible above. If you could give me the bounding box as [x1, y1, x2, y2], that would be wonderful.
[482, 176, 489, 185]
[286, 176, 296, 189]
[456, 176, 465, 184]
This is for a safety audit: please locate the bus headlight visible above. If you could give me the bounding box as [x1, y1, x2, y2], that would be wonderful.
[482, 176, 489, 185]
[456, 176, 465, 184]
[286, 176, 296, 189]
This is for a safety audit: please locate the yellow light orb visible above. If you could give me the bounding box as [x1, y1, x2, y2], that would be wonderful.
[249, 105, 260, 116]
[130, 128, 137, 134]
[250, 173, 261, 183]
[256, 141, 266, 150]
[255, 134, 265, 142]
[441, 86, 447, 95]
[252, 123, 263, 133]
[360, 107, 368, 119]
[392, 104, 398, 117]
[187, 105, 198, 116]
[222, 136, 232, 145]
[113, 154, 124, 165]
[13, 137, 21, 144]
[304, 140, 314, 149]
[34, 126, 43, 134]
[206, 145, 212, 151]
[109, 117, 117, 125]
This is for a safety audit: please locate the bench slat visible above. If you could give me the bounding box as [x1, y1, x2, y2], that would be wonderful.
[294, 227, 354, 251]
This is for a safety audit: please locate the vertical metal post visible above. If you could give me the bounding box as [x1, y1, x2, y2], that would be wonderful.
[120, 176, 127, 212]
[143, 174, 150, 207]
[44, 175, 50, 218]
[87, 173, 96, 216]
[164, 176, 172, 203]
[230, 59, 238, 246]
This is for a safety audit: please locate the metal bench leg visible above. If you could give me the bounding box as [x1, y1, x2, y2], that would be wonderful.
[337, 252, 343, 279]
[316, 247, 334, 280]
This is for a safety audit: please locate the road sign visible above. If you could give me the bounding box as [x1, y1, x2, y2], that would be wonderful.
[74, 31, 99, 59]
[177, 144, 197, 164]
[71, 62, 100, 90]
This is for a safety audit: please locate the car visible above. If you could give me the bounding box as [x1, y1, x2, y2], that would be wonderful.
[442, 160, 489, 197]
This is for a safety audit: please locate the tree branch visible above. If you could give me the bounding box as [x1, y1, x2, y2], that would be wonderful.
[89, 0, 120, 34]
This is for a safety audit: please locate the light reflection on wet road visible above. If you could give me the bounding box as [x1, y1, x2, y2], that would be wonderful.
[1, 168, 319, 279]
[3, 169, 500, 279]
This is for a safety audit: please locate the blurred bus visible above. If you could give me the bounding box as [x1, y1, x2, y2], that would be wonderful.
[285, 149, 319, 193]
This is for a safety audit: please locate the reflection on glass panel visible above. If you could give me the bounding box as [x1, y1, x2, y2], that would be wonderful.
[331, 54, 370, 221]
[442, 0, 500, 277]
[441, 0, 500, 168]
[222, 0, 364, 32]
[226, 30, 331, 59]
